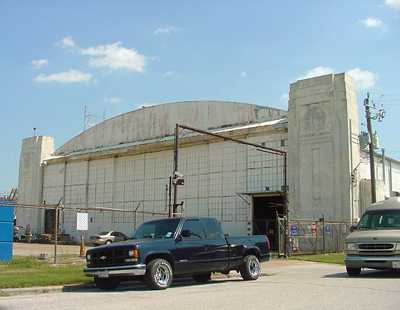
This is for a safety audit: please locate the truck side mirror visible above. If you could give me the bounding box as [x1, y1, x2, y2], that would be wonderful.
[349, 224, 358, 233]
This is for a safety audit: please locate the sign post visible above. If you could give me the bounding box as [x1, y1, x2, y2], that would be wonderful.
[77, 212, 88, 257]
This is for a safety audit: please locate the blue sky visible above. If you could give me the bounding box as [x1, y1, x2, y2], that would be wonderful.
[1, 0, 400, 191]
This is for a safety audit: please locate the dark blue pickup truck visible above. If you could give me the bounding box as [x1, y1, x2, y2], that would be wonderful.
[84, 217, 270, 290]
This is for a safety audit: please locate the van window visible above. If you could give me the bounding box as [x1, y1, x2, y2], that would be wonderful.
[358, 210, 400, 230]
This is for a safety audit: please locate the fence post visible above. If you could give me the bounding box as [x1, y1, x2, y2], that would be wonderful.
[322, 217, 325, 254]
[53, 204, 59, 264]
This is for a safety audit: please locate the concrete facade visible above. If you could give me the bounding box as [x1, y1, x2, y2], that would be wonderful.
[16, 73, 399, 242]
[288, 73, 360, 221]
[17, 136, 54, 232]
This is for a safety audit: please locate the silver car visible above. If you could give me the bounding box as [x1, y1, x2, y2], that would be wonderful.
[90, 231, 128, 246]
[345, 197, 400, 276]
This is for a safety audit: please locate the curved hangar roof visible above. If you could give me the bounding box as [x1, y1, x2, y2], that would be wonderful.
[55, 100, 286, 155]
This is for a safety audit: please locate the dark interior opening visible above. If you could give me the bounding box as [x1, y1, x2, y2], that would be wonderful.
[253, 195, 284, 251]
[44, 209, 58, 234]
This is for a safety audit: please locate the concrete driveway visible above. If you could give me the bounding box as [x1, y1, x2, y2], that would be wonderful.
[1, 261, 399, 310]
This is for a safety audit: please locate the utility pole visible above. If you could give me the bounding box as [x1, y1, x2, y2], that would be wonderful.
[172, 124, 179, 216]
[364, 93, 377, 203]
[382, 148, 386, 185]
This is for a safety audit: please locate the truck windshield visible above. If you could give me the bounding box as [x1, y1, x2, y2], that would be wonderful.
[133, 219, 180, 239]
[358, 210, 400, 230]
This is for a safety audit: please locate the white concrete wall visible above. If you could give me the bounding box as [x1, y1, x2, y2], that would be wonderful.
[42, 131, 286, 241]
[359, 179, 386, 217]
[288, 73, 359, 222]
[17, 136, 54, 233]
[359, 151, 400, 199]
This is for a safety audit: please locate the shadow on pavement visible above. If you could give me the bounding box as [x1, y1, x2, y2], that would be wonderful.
[61, 277, 248, 294]
[324, 269, 400, 279]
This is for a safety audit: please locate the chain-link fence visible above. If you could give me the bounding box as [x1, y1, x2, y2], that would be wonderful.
[288, 219, 352, 255]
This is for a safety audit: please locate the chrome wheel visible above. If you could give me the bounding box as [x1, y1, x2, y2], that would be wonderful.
[144, 258, 173, 290]
[240, 255, 261, 280]
[154, 263, 171, 287]
[248, 257, 260, 277]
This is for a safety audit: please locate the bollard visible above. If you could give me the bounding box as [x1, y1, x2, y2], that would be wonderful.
[79, 234, 85, 257]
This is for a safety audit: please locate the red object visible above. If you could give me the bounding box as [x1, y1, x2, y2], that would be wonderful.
[311, 223, 317, 234]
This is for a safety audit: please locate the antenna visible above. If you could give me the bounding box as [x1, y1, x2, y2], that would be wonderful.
[83, 105, 88, 131]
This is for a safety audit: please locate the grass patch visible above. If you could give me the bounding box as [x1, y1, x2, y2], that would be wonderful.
[0, 256, 90, 289]
[289, 253, 345, 265]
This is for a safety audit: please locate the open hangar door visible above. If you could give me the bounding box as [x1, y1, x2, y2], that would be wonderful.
[252, 193, 285, 251]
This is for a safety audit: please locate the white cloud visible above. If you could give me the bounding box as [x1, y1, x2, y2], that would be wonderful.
[347, 68, 377, 90]
[385, 0, 400, 10]
[80, 42, 146, 72]
[31, 59, 48, 69]
[56, 36, 76, 48]
[298, 66, 334, 80]
[105, 96, 123, 104]
[240, 71, 247, 78]
[34, 70, 92, 83]
[280, 93, 289, 101]
[361, 17, 383, 28]
[55, 37, 146, 73]
[154, 26, 180, 35]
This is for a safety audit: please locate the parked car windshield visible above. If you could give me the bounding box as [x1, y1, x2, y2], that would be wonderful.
[99, 231, 110, 235]
[358, 210, 400, 230]
[133, 219, 180, 239]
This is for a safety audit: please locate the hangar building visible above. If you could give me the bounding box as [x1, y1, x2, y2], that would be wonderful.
[17, 73, 400, 246]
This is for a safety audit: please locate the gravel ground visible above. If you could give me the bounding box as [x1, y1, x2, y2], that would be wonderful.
[13, 243, 92, 257]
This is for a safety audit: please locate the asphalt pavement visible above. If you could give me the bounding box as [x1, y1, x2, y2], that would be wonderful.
[1, 261, 399, 310]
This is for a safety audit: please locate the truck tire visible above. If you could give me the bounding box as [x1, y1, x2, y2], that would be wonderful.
[193, 272, 211, 283]
[144, 258, 173, 290]
[240, 255, 261, 281]
[94, 277, 120, 290]
[346, 266, 361, 277]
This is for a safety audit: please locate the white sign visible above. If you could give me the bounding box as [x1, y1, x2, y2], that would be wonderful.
[76, 212, 88, 231]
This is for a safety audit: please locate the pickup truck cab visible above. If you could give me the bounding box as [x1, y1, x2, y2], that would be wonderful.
[85, 217, 270, 290]
[345, 197, 400, 276]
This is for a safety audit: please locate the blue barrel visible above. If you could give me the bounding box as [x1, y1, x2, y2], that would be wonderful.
[0, 205, 14, 262]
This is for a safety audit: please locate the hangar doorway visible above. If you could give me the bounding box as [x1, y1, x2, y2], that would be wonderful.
[252, 194, 285, 251]
[44, 209, 58, 234]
